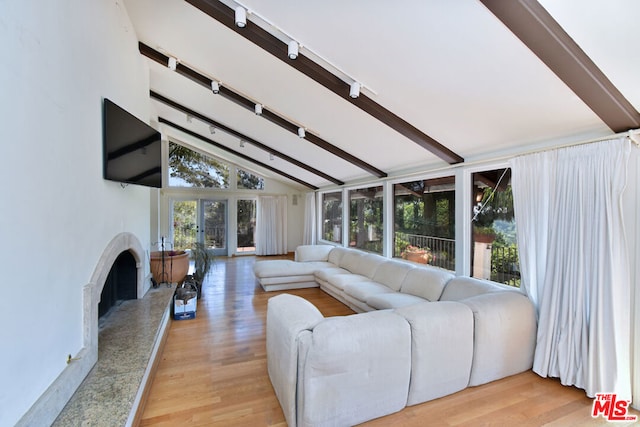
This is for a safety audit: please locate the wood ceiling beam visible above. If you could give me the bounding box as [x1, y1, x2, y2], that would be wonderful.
[158, 117, 319, 190]
[151, 91, 344, 186]
[480, 0, 640, 133]
[184, 0, 464, 165]
[139, 42, 385, 179]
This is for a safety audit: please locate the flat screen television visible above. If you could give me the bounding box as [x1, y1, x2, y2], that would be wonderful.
[103, 98, 162, 188]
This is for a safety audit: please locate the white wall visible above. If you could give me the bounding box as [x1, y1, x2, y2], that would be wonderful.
[0, 1, 155, 425]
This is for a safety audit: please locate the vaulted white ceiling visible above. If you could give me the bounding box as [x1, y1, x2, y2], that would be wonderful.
[124, 0, 640, 190]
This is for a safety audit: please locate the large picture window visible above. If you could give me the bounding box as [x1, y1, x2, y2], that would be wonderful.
[168, 142, 229, 188]
[394, 177, 455, 270]
[471, 168, 519, 286]
[349, 186, 383, 254]
[321, 191, 342, 243]
[237, 168, 264, 190]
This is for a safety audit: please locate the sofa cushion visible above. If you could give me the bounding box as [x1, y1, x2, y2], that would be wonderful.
[399, 267, 454, 301]
[343, 280, 395, 302]
[456, 292, 536, 386]
[299, 310, 412, 426]
[315, 266, 350, 284]
[350, 253, 386, 279]
[338, 251, 365, 271]
[366, 292, 427, 310]
[327, 273, 371, 291]
[295, 244, 334, 262]
[395, 301, 474, 405]
[439, 276, 520, 302]
[371, 260, 415, 291]
[327, 246, 352, 265]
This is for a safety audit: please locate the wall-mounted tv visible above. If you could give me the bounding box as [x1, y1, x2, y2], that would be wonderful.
[103, 98, 162, 188]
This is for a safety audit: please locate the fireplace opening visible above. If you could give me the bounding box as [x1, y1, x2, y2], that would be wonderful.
[99, 250, 137, 318]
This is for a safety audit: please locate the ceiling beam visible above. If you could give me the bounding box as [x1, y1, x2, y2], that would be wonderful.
[159, 117, 319, 190]
[183, 0, 464, 165]
[139, 42, 386, 179]
[480, 0, 640, 133]
[151, 91, 344, 186]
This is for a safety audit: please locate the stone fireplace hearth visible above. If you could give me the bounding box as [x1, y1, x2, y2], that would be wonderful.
[17, 232, 175, 427]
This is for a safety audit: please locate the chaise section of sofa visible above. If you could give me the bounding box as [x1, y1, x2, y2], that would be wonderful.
[253, 245, 335, 291]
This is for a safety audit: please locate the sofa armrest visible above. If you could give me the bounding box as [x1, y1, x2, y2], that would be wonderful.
[459, 292, 537, 386]
[295, 245, 334, 262]
[266, 294, 324, 427]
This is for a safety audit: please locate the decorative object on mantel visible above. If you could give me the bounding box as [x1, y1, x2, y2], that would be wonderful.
[401, 245, 432, 264]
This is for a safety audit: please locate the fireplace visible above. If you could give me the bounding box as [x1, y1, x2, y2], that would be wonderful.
[19, 232, 151, 426]
[99, 250, 138, 318]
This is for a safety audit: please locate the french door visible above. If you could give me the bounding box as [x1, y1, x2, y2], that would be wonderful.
[171, 199, 228, 256]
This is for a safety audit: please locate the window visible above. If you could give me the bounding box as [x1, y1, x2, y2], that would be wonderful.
[237, 168, 264, 190]
[471, 168, 519, 287]
[321, 191, 342, 243]
[168, 142, 229, 188]
[394, 177, 455, 270]
[237, 199, 256, 252]
[349, 186, 383, 254]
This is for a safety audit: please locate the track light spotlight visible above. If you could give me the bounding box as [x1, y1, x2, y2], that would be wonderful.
[209, 125, 216, 134]
[211, 80, 220, 94]
[270, 153, 275, 161]
[168, 56, 177, 71]
[298, 127, 306, 138]
[235, 6, 247, 28]
[349, 81, 361, 98]
[186, 114, 193, 123]
[288, 40, 299, 60]
[255, 103, 263, 115]
[240, 140, 245, 148]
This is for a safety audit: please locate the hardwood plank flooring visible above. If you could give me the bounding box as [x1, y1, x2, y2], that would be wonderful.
[140, 255, 637, 426]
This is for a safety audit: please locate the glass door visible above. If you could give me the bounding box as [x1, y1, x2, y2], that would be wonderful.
[237, 199, 256, 253]
[171, 200, 198, 251]
[171, 199, 228, 256]
[202, 200, 227, 256]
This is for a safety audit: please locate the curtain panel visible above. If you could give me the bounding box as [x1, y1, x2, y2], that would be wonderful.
[303, 192, 317, 245]
[256, 195, 288, 255]
[510, 138, 632, 401]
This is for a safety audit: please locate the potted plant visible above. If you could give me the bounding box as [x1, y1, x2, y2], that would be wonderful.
[401, 245, 432, 264]
[473, 226, 496, 244]
[190, 242, 214, 298]
[150, 250, 189, 285]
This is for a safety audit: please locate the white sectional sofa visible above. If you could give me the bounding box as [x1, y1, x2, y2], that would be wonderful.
[255, 244, 455, 312]
[257, 245, 537, 426]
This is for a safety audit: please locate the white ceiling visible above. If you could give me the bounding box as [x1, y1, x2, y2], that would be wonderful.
[123, 0, 640, 190]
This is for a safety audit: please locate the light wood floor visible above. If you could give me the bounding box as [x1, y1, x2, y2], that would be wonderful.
[140, 255, 637, 426]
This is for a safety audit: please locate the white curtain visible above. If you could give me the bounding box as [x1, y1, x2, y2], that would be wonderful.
[256, 195, 288, 255]
[627, 146, 640, 410]
[303, 192, 317, 245]
[510, 138, 632, 401]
